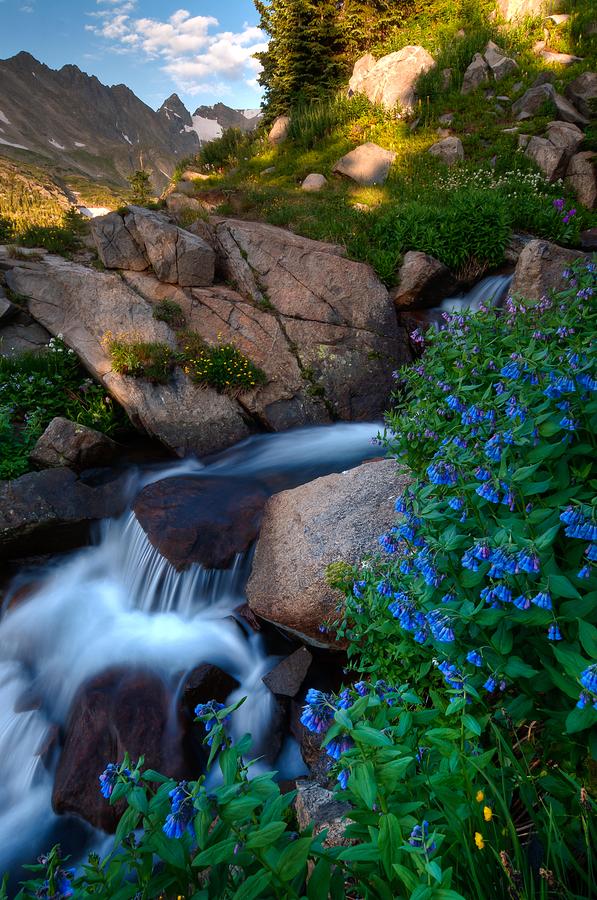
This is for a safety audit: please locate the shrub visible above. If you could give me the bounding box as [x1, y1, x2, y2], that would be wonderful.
[106, 337, 175, 383]
[152, 299, 186, 329]
[196, 128, 256, 172]
[184, 340, 267, 392]
[287, 94, 379, 151]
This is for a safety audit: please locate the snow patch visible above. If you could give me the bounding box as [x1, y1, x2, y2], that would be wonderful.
[0, 110, 10, 125]
[243, 108, 261, 120]
[74, 141, 86, 148]
[122, 133, 133, 145]
[49, 138, 65, 149]
[187, 115, 223, 142]
[0, 137, 28, 150]
[77, 206, 111, 218]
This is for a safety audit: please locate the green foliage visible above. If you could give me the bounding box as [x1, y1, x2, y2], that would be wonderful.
[152, 299, 186, 329]
[325, 560, 354, 592]
[287, 93, 378, 150]
[197, 127, 258, 173]
[183, 340, 268, 392]
[128, 169, 153, 206]
[106, 337, 175, 383]
[0, 339, 124, 478]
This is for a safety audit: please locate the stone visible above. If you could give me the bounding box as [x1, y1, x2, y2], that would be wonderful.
[181, 170, 210, 181]
[0, 315, 51, 356]
[565, 72, 597, 119]
[538, 49, 582, 65]
[546, 13, 570, 24]
[565, 152, 597, 210]
[181, 663, 239, 716]
[512, 83, 555, 119]
[262, 647, 313, 697]
[484, 41, 518, 80]
[0, 286, 16, 323]
[333, 142, 396, 186]
[428, 136, 464, 166]
[553, 92, 589, 127]
[438, 113, 454, 125]
[505, 233, 533, 265]
[268, 115, 291, 145]
[348, 53, 377, 95]
[90, 212, 148, 271]
[294, 780, 350, 847]
[261, 167, 276, 175]
[498, 0, 549, 20]
[29, 417, 119, 471]
[5, 257, 251, 457]
[461, 53, 490, 94]
[301, 173, 327, 192]
[510, 239, 587, 301]
[518, 134, 531, 150]
[52, 668, 171, 831]
[165, 192, 206, 222]
[0, 467, 127, 560]
[391, 251, 455, 309]
[525, 135, 567, 181]
[580, 228, 597, 251]
[352, 46, 436, 111]
[132, 475, 270, 570]
[212, 219, 407, 422]
[545, 120, 585, 154]
[123, 206, 215, 287]
[246, 460, 409, 646]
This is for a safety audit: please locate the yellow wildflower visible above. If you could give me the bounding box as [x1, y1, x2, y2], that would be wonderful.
[476, 790, 484, 803]
[474, 832, 485, 850]
[483, 806, 493, 822]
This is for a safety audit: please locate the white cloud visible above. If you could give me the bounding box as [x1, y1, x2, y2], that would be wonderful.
[87, 7, 266, 100]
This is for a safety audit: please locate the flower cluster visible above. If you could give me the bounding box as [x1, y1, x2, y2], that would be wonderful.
[194, 700, 231, 747]
[163, 781, 195, 839]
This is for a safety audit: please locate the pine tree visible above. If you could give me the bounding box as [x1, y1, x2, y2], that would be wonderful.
[128, 170, 152, 206]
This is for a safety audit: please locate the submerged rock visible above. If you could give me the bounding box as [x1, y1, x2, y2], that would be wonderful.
[246, 460, 408, 646]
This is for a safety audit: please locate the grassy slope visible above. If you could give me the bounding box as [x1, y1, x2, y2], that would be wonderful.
[176, 0, 597, 285]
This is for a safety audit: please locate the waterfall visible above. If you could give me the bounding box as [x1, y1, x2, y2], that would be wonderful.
[440, 273, 513, 315]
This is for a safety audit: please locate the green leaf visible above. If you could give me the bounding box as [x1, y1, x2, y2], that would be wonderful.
[232, 871, 271, 900]
[393, 863, 419, 893]
[548, 574, 581, 600]
[337, 842, 380, 862]
[307, 858, 331, 900]
[221, 796, 261, 822]
[425, 860, 443, 883]
[275, 836, 313, 881]
[462, 714, 482, 736]
[349, 760, 377, 809]
[565, 705, 597, 734]
[511, 462, 541, 483]
[192, 839, 237, 867]
[578, 620, 597, 658]
[553, 645, 588, 679]
[353, 725, 393, 747]
[141, 770, 170, 784]
[127, 786, 148, 815]
[245, 821, 287, 850]
[379, 813, 402, 880]
[504, 657, 539, 679]
[535, 522, 561, 550]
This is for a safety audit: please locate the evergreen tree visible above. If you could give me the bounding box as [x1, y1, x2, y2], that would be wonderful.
[128, 169, 152, 206]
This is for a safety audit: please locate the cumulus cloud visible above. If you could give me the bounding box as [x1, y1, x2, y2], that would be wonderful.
[87, 6, 266, 99]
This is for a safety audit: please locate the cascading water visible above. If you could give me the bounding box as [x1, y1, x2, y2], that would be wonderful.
[439, 273, 513, 315]
[0, 422, 381, 876]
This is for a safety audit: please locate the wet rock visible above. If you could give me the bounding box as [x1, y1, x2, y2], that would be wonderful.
[268, 116, 291, 145]
[510, 239, 587, 301]
[181, 663, 240, 715]
[263, 648, 313, 697]
[565, 72, 597, 119]
[246, 460, 408, 647]
[29, 417, 119, 471]
[0, 467, 128, 560]
[565, 151, 597, 210]
[512, 83, 555, 120]
[428, 136, 464, 166]
[294, 780, 350, 847]
[52, 668, 171, 832]
[349, 46, 435, 111]
[133, 475, 270, 570]
[391, 251, 455, 309]
[333, 142, 396, 186]
[461, 53, 490, 95]
[525, 136, 567, 181]
[301, 173, 327, 192]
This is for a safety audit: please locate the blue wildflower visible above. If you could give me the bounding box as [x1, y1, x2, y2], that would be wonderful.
[547, 623, 562, 641]
[580, 664, 597, 694]
[427, 610, 455, 642]
[483, 676, 497, 692]
[501, 361, 521, 379]
[512, 594, 531, 610]
[337, 689, 352, 710]
[476, 482, 500, 503]
[484, 435, 502, 462]
[578, 565, 590, 579]
[409, 821, 436, 852]
[449, 496, 464, 511]
[518, 549, 540, 573]
[337, 768, 350, 790]
[586, 544, 597, 562]
[326, 734, 354, 761]
[560, 416, 579, 432]
[300, 689, 334, 734]
[395, 497, 409, 513]
[475, 466, 491, 482]
[377, 579, 394, 597]
[446, 394, 464, 412]
[99, 763, 118, 800]
[352, 580, 367, 599]
[195, 701, 230, 746]
[466, 650, 483, 667]
[576, 691, 591, 709]
[163, 781, 194, 839]
[427, 460, 458, 486]
[531, 591, 552, 610]
[354, 681, 368, 696]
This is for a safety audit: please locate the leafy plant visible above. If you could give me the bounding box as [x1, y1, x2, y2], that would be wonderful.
[105, 337, 175, 383]
[152, 299, 186, 329]
[183, 340, 267, 392]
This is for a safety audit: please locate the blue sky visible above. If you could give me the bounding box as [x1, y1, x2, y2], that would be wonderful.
[0, 0, 266, 111]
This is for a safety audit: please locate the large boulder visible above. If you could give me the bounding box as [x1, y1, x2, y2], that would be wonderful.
[391, 251, 455, 309]
[92, 207, 215, 287]
[553, 92, 589, 127]
[461, 53, 490, 94]
[332, 142, 396, 186]
[545, 120, 585, 154]
[246, 460, 409, 647]
[512, 83, 555, 119]
[565, 72, 597, 119]
[262, 647, 313, 698]
[525, 135, 567, 181]
[268, 116, 291, 145]
[0, 467, 127, 559]
[212, 219, 407, 421]
[133, 475, 270, 570]
[428, 136, 464, 166]
[483, 41, 518, 81]
[29, 417, 118, 471]
[350, 46, 435, 111]
[348, 53, 377, 95]
[498, 0, 550, 19]
[565, 152, 597, 210]
[5, 257, 251, 457]
[510, 239, 587, 300]
[52, 668, 172, 831]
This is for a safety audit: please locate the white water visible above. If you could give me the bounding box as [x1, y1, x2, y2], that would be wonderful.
[0, 422, 381, 873]
[440, 273, 513, 315]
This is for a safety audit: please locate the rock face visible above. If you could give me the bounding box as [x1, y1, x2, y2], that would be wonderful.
[262, 647, 313, 698]
[391, 251, 455, 309]
[246, 460, 409, 646]
[92, 207, 215, 287]
[428, 136, 464, 166]
[510, 239, 587, 300]
[545, 120, 584, 154]
[553, 93, 589, 127]
[29, 417, 118, 470]
[133, 475, 270, 570]
[294, 780, 350, 847]
[349, 46, 435, 111]
[332, 142, 396, 185]
[301, 173, 328, 192]
[212, 219, 406, 422]
[5, 256, 251, 457]
[268, 115, 291, 145]
[565, 152, 597, 209]
[0, 467, 127, 559]
[52, 668, 171, 831]
[498, 0, 550, 19]
[565, 72, 597, 119]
